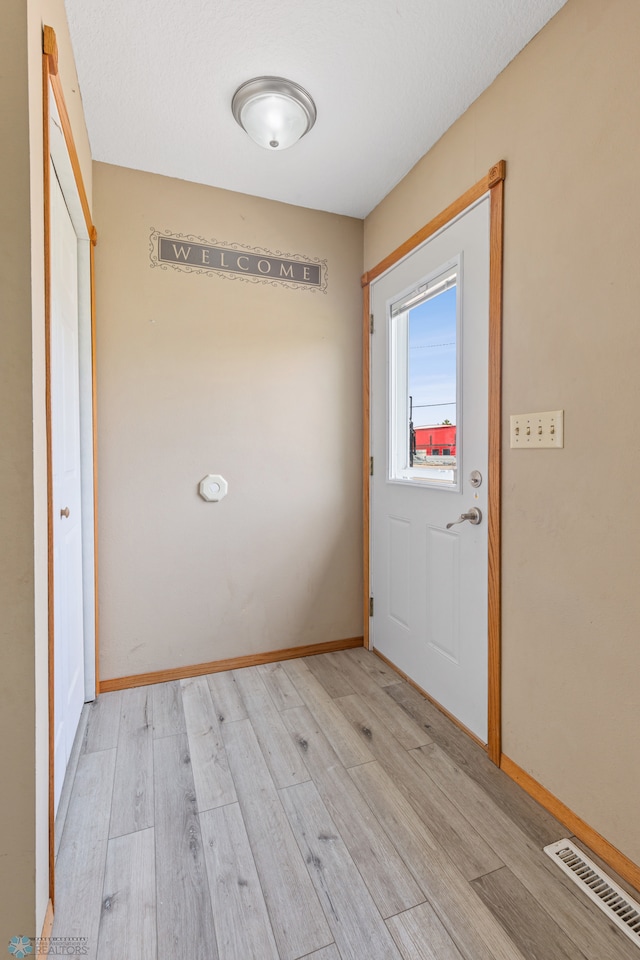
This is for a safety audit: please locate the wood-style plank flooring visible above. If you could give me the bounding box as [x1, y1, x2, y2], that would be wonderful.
[53, 649, 638, 959]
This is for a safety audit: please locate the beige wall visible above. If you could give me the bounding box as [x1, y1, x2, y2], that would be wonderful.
[365, 0, 640, 865]
[0, 0, 37, 939]
[94, 164, 363, 680]
[0, 0, 91, 939]
[3, 0, 638, 935]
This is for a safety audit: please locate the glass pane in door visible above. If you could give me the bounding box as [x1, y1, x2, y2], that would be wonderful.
[408, 281, 457, 484]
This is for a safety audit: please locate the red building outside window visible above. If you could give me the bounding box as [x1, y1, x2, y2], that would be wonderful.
[414, 423, 457, 458]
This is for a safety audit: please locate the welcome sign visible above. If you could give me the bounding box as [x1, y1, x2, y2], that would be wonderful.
[150, 229, 327, 292]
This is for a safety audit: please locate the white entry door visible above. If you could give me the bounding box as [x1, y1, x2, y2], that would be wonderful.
[50, 163, 85, 811]
[370, 197, 490, 742]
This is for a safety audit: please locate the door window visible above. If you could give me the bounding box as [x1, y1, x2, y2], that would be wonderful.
[389, 261, 460, 488]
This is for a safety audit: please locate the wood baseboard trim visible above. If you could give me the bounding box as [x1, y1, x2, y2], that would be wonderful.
[99, 637, 364, 692]
[40, 899, 54, 940]
[500, 754, 640, 894]
[372, 648, 486, 751]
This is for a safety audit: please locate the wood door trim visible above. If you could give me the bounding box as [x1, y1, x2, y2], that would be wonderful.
[362, 163, 505, 289]
[362, 161, 506, 764]
[99, 636, 365, 692]
[90, 239, 100, 692]
[43, 24, 99, 907]
[362, 282, 371, 648]
[42, 44, 55, 909]
[487, 171, 504, 764]
[43, 27, 94, 240]
[40, 899, 54, 943]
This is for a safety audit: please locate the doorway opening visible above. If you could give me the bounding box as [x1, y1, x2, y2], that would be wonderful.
[361, 162, 505, 763]
[44, 26, 99, 903]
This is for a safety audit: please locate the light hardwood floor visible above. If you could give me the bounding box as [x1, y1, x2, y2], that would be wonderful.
[53, 649, 638, 959]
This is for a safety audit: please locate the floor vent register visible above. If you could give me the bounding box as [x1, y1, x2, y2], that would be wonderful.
[544, 839, 640, 948]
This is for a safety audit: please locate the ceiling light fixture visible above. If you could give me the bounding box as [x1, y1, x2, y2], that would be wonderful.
[232, 77, 317, 151]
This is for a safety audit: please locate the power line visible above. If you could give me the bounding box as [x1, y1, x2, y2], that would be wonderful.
[412, 401, 455, 409]
[410, 341, 455, 349]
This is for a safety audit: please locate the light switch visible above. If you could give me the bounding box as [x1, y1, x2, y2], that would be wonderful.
[510, 410, 563, 449]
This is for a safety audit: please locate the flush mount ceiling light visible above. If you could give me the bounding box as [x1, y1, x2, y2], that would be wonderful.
[232, 77, 317, 151]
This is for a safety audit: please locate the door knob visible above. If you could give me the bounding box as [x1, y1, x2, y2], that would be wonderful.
[446, 507, 481, 529]
[60, 507, 70, 518]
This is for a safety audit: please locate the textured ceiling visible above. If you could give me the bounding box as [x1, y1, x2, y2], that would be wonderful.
[64, 0, 567, 218]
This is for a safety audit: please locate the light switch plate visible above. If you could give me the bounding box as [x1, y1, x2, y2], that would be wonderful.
[510, 410, 564, 449]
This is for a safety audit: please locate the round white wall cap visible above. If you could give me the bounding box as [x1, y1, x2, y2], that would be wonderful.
[199, 474, 228, 502]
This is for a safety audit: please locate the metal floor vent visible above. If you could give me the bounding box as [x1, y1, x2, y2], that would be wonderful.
[544, 839, 640, 948]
